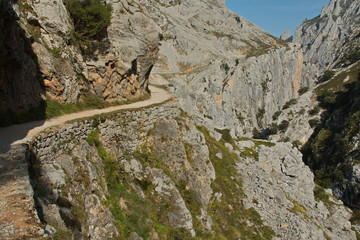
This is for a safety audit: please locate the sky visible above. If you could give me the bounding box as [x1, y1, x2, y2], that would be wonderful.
[226, 0, 330, 37]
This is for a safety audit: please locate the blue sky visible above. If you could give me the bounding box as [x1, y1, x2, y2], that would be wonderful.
[226, 0, 330, 37]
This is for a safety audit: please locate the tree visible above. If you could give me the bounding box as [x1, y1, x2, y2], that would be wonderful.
[64, 0, 111, 47]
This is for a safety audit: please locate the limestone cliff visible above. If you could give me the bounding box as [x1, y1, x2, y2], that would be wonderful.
[293, 0, 360, 69]
[0, 0, 43, 113]
[0, 0, 159, 117]
[142, 0, 317, 136]
[272, 0, 360, 223]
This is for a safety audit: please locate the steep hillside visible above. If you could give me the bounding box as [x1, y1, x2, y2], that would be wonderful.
[15, 102, 354, 239]
[0, 0, 159, 124]
[143, 0, 318, 136]
[276, 0, 360, 218]
[293, 0, 360, 69]
[1, 0, 319, 133]
[1, 0, 360, 239]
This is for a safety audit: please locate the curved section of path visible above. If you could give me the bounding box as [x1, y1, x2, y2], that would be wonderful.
[0, 86, 172, 239]
[0, 85, 173, 153]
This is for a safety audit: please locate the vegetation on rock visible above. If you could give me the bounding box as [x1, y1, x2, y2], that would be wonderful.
[63, 0, 112, 53]
[302, 63, 360, 208]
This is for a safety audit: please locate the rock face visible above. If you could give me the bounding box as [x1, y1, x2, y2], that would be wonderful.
[238, 141, 355, 240]
[141, 0, 318, 136]
[289, 0, 360, 212]
[0, 0, 43, 113]
[1, 0, 359, 239]
[16, 102, 355, 239]
[293, 0, 360, 69]
[280, 30, 293, 42]
[0, 0, 159, 116]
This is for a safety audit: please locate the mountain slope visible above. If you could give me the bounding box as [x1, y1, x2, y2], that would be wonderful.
[143, 0, 316, 136]
[293, 0, 360, 69]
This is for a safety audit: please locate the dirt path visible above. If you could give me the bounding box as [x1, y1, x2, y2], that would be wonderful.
[0, 85, 172, 239]
[0, 85, 172, 153]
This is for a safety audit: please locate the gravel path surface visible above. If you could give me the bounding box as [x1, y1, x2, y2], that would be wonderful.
[0, 85, 172, 153]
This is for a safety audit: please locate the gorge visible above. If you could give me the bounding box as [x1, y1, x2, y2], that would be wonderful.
[0, 0, 359, 239]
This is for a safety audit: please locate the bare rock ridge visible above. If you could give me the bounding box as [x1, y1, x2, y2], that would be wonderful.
[293, 0, 360, 69]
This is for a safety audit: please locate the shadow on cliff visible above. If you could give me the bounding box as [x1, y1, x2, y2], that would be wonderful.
[0, 0, 46, 153]
[301, 71, 360, 210]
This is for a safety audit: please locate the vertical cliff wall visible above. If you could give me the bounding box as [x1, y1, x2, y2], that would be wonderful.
[0, 0, 160, 118]
[0, 0, 43, 113]
[141, 0, 318, 136]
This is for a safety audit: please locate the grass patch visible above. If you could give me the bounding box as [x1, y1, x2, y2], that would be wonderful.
[315, 62, 360, 97]
[313, 185, 333, 209]
[184, 143, 193, 163]
[286, 195, 309, 219]
[86, 131, 175, 239]
[47, 47, 62, 58]
[0, 92, 150, 127]
[46, 92, 150, 119]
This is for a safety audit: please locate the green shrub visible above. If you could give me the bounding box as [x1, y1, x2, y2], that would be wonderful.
[282, 137, 290, 142]
[158, 33, 164, 41]
[308, 119, 320, 128]
[282, 99, 298, 110]
[308, 106, 320, 116]
[292, 140, 302, 148]
[341, 47, 360, 66]
[252, 128, 261, 139]
[313, 129, 332, 155]
[298, 108, 306, 115]
[272, 110, 281, 120]
[318, 70, 335, 83]
[64, 0, 111, 52]
[278, 120, 289, 132]
[256, 108, 265, 125]
[268, 123, 278, 135]
[318, 91, 337, 108]
[220, 63, 230, 73]
[298, 87, 309, 95]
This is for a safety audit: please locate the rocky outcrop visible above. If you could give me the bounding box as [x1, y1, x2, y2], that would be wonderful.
[293, 0, 360, 69]
[280, 30, 293, 42]
[0, 0, 159, 117]
[142, 0, 317, 136]
[0, 0, 43, 113]
[237, 141, 355, 240]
